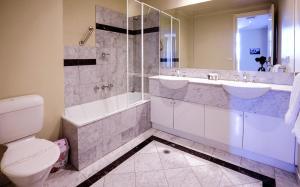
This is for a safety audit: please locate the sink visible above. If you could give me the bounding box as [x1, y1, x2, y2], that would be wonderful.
[222, 81, 270, 99]
[159, 76, 189, 89]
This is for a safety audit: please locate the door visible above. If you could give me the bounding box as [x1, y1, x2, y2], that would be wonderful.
[205, 106, 244, 148]
[243, 112, 295, 164]
[174, 100, 205, 137]
[151, 96, 174, 128]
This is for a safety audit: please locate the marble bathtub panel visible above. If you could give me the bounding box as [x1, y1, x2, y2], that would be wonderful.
[102, 133, 123, 156]
[64, 66, 79, 86]
[78, 146, 97, 170]
[79, 65, 99, 85]
[102, 113, 122, 136]
[136, 101, 151, 134]
[120, 106, 137, 132]
[149, 79, 290, 118]
[78, 120, 102, 153]
[121, 127, 138, 144]
[78, 46, 96, 59]
[62, 120, 79, 169]
[64, 46, 79, 59]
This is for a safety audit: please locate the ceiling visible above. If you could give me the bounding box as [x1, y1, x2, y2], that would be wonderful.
[238, 14, 271, 30]
[142, 0, 275, 17]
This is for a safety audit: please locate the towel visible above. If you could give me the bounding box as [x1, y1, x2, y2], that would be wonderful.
[285, 73, 300, 126]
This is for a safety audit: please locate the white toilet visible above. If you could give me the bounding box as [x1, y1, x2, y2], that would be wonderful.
[0, 95, 60, 187]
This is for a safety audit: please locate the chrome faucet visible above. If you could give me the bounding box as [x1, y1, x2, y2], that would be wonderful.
[101, 52, 110, 58]
[101, 83, 113, 90]
[94, 85, 100, 92]
[242, 72, 248, 82]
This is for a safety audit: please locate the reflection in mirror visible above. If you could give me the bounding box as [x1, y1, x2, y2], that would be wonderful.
[145, 0, 296, 73]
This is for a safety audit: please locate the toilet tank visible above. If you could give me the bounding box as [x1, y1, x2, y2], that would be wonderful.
[0, 95, 44, 144]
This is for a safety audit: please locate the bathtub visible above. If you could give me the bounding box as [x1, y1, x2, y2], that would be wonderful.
[62, 92, 151, 170]
[63, 92, 145, 127]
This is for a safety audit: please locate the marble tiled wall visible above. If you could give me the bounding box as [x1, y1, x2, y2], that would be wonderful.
[160, 68, 295, 85]
[64, 7, 128, 107]
[62, 101, 151, 170]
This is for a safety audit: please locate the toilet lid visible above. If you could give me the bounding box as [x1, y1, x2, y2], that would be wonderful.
[1, 138, 60, 177]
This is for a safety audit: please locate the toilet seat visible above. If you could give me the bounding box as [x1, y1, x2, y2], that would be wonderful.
[1, 138, 60, 178]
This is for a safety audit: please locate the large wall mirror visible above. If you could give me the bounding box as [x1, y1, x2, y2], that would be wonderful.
[143, 0, 296, 73]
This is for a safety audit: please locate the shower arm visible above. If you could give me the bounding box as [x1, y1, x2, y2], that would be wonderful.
[79, 26, 95, 46]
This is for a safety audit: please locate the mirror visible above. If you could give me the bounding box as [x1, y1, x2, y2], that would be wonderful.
[144, 0, 295, 73]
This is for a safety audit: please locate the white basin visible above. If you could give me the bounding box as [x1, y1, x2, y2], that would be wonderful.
[222, 81, 270, 99]
[159, 76, 189, 89]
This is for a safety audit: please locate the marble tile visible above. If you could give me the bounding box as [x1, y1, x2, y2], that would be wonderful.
[221, 168, 260, 186]
[79, 65, 99, 85]
[164, 168, 201, 187]
[78, 83, 101, 104]
[104, 173, 135, 187]
[240, 158, 275, 178]
[183, 152, 211, 166]
[135, 170, 168, 187]
[158, 150, 190, 170]
[134, 153, 163, 172]
[91, 178, 104, 187]
[212, 149, 242, 166]
[44, 166, 86, 187]
[192, 164, 224, 187]
[64, 85, 80, 107]
[110, 157, 135, 174]
[191, 142, 216, 156]
[64, 46, 78, 59]
[78, 46, 96, 59]
[64, 66, 79, 86]
[275, 168, 299, 187]
[136, 141, 157, 154]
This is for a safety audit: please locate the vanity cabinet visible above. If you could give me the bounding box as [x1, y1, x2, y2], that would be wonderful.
[174, 100, 205, 137]
[151, 96, 174, 128]
[243, 112, 295, 164]
[205, 106, 244, 148]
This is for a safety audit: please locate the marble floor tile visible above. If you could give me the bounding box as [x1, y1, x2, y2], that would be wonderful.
[221, 168, 260, 186]
[169, 136, 195, 148]
[135, 170, 168, 187]
[136, 141, 157, 154]
[192, 164, 224, 187]
[212, 148, 242, 166]
[164, 168, 201, 187]
[91, 178, 104, 187]
[110, 157, 135, 174]
[158, 151, 190, 169]
[183, 152, 211, 166]
[191, 141, 215, 156]
[232, 182, 263, 187]
[44, 165, 87, 187]
[134, 152, 163, 172]
[275, 168, 299, 187]
[104, 173, 135, 187]
[240, 158, 275, 178]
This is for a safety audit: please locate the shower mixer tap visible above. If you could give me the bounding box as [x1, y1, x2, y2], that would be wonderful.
[101, 83, 113, 90]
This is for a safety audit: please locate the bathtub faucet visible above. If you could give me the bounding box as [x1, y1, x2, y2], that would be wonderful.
[101, 83, 113, 90]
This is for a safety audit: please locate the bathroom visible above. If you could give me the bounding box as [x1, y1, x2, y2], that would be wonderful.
[0, 0, 300, 186]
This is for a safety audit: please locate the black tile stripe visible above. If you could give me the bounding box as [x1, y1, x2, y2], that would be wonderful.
[96, 23, 159, 35]
[64, 59, 96, 66]
[160, 58, 179, 62]
[77, 136, 275, 187]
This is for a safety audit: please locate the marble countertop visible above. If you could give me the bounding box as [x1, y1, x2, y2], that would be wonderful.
[150, 75, 292, 92]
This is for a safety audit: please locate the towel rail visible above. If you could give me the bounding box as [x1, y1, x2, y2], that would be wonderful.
[79, 26, 94, 46]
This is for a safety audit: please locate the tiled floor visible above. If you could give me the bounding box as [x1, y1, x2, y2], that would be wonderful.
[44, 129, 299, 187]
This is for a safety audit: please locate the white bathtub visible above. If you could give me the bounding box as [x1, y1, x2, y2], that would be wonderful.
[63, 92, 147, 127]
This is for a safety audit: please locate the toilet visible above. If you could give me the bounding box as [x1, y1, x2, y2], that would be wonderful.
[0, 95, 60, 187]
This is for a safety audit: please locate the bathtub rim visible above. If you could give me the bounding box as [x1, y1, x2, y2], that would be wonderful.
[62, 99, 150, 127]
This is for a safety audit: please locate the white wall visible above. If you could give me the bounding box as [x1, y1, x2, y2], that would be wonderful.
[239, 28, 268, 71]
